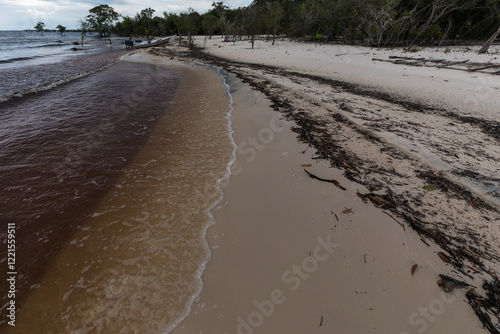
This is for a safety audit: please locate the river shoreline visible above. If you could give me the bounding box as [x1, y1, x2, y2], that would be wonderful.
[149, 38, 500, 333]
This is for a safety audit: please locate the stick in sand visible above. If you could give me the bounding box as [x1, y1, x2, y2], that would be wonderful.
[304, 169, 346, 190]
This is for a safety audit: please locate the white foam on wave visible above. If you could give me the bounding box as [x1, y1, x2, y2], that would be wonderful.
[0, 61, 119, 103]
[162, 67, 238, 334]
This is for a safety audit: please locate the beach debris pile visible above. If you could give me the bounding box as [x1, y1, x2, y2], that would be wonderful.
[289, 106, 500, 332]
[360, 178, 499, 333]
[467, 282, 500, 334]
[303, 154, 500, 333]
[271, 73, 500, 334]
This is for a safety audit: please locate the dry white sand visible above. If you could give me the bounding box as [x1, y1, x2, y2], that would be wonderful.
[197, 37, 500, 122]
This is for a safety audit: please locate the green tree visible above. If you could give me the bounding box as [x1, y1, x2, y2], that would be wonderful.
[56, 24, 67, 35]
[163, 12, 181, 36]
[87, 5, 119, 37]
[34, 22, 45, 35]
[163, 12, 183, 45]
[115, 16, 134, 37]
[210, 1, 229, 19]
[136, 7, 155, 40]
[267, 0, 285, 45]
[243, 6, 261, 49]
[202, 14, 219, 38]
[179, 8, 200, 48]
[78, 19, 89, 47]
[211, 2, 231, 38]
[151, 16, 167, 36]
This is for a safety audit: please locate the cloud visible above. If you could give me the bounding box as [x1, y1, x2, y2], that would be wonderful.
[0, 0, 252, 29]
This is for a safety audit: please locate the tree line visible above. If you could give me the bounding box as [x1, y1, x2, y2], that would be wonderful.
[37, 1, 500, 50]
[112, 0, 500, 49]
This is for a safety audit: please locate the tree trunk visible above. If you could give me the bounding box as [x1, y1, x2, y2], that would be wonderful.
[437, 17, 453, 50]
[478, 24, 500, 54]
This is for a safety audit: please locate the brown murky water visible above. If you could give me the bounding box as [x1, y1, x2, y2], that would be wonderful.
[0, 58, 234, 333]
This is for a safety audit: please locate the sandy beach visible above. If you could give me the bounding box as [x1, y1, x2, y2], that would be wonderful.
[147, 37, 500, 333]
[3, 35, 498, 333]
[5, 0, 500, 329]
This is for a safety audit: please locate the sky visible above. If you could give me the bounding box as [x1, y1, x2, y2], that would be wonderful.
[0, 0, 252, 30]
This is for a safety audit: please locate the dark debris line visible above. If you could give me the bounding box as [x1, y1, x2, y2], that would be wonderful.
[148, 44, 500, 333]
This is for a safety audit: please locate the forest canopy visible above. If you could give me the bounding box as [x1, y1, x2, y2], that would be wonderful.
[91, 0, 500, 47]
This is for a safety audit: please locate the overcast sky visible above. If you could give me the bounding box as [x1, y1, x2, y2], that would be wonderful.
[0, 0, 252, 30]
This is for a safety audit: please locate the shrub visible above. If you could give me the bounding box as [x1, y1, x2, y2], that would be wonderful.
[405, 45, 421, 53]
[313, 34, 322, 42]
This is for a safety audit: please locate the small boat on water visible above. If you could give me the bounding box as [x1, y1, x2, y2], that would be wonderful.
[133, 35, 176, 49]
